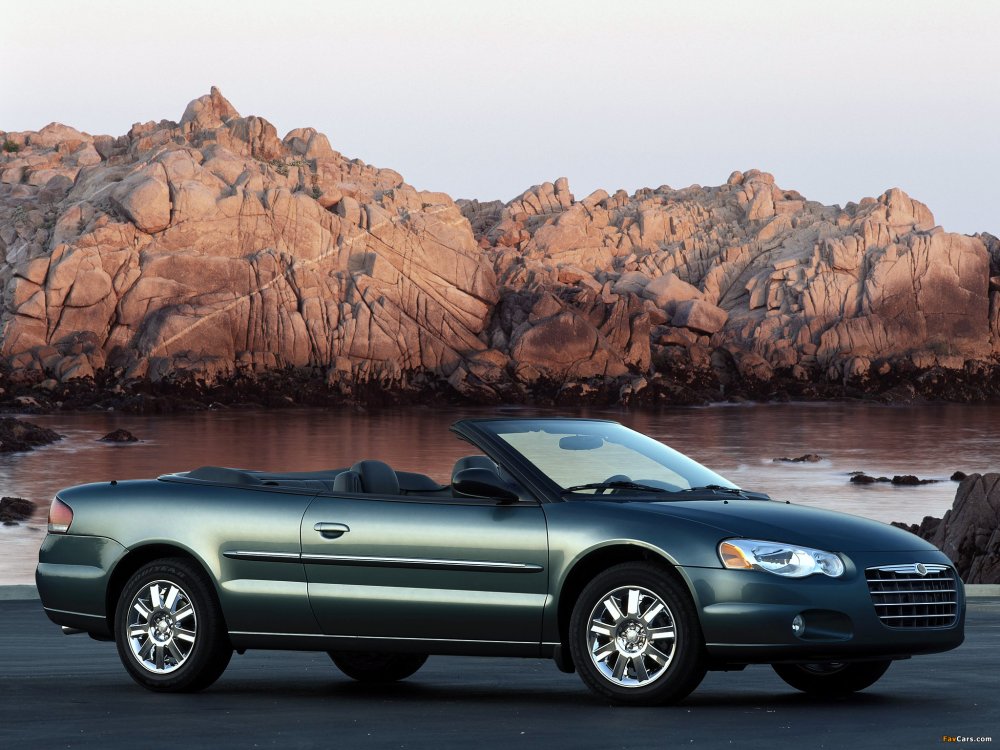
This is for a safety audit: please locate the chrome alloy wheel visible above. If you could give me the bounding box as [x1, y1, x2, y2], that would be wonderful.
[586, 585, 677, 688]
[125, 580, 198, 674]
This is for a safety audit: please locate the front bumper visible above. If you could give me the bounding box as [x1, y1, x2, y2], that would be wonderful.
[35, 533, 128, 637]
[682, 550, 965, 664]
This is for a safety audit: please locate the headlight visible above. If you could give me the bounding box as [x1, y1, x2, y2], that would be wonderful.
[719, 538, 845, 578]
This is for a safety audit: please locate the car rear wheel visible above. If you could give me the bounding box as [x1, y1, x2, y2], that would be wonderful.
[569, 562, 707, 706]
[772, 660, 892, 696]
[114, 558, 232, 692]
[328, 652, 428, 683]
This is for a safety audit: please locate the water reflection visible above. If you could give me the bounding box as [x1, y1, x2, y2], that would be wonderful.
[3, 402, 998, 528]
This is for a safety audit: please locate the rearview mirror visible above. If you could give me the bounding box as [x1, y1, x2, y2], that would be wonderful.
[559, 434, 604, 451]
[452, 468, 520, 503]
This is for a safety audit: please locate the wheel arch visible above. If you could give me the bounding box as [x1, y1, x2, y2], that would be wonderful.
[104, 543, 226, 633]
[555, 542, 694, 659]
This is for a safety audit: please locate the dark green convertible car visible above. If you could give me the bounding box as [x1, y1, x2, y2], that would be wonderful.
[37, 418, 964, 705]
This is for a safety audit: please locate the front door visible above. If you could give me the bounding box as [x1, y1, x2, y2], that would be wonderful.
[301, 495, 548, 649]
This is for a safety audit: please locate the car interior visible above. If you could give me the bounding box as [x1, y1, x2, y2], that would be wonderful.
[177, 456, 526, 501]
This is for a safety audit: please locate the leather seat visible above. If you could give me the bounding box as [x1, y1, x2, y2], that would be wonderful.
[351, 460, 400, 495]
[451, 455, 497, 484]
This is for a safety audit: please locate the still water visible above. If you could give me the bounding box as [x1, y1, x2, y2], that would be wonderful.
[4, 401, 997, 526]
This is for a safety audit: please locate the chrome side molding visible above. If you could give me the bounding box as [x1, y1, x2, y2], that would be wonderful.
[223, 549, 543, 573]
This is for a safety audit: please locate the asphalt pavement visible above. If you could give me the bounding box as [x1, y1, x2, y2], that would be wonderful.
[1, 599, 997, 749]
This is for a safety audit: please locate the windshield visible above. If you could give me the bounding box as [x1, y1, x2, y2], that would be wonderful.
[479, 419, 736, 496]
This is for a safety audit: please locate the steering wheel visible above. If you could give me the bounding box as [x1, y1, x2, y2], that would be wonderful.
[599, 474, 633, 495]
[635, 477, 685, 493]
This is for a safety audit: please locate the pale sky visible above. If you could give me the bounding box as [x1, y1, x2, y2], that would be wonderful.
[2, 0, 998, 234]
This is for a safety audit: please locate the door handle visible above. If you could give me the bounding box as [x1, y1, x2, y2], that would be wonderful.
[314, 522, 350, 539]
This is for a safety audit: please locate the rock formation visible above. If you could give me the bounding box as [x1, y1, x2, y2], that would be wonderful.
[0, 417, 61, 452]
[1, 89, 998, 406]
[460, 173, 996, 402]
[98, 428, 138, 443]
[0, 89, 495, 394]
[0, 496, 36, 526]
[896, 473, 1000, 584]
[850, 472, 939, 485]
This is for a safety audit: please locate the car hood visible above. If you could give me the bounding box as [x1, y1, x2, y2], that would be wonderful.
[623, 498, 937, 553]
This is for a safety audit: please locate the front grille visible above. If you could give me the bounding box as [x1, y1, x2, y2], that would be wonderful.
[866, 564, 958, 628]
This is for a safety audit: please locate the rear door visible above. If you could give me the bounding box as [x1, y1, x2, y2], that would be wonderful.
[151, 480, 321, 636]
[301, 494, 548, 648]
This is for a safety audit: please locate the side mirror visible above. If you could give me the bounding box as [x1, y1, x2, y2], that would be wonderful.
[452, 468, 520, 503]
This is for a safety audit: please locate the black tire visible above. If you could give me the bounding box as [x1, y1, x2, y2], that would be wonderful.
[114, 558, 232, 692]
[569, 562, 707, 706]
[329, 651, 428, 683]
[772, 660, 892, 696]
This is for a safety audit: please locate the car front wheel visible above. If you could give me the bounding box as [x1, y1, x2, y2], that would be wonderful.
[114, 558, 232, 692]
[772, 660, 892, 696]
[569, 562, 707, 706]
[329, 652, 428, 682]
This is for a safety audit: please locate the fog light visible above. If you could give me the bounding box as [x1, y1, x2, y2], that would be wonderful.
[791, 614, 804, 636]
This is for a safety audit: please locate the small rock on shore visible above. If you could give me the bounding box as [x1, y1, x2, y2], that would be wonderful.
[773, 454, 822, 463]
[849, 472, 939, 485]
[0, 497, 36, 526]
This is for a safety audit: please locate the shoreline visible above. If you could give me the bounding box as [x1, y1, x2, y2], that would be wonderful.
[3, 363, 1000, 417]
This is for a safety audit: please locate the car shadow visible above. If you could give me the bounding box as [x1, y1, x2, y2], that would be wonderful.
[196, 676, 942, 711]
[204, 678, 590, 708]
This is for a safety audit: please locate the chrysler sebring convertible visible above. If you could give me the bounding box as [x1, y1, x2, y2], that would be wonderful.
[37, 418, 964, 705]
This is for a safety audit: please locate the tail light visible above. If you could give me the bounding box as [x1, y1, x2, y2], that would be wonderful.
[48, 497, 73, 533]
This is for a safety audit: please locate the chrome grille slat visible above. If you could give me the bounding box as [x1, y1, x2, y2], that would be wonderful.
[866, 577, 954, 584]
[871, 589, 957, 604]
[879, 613, 956, 619]
[866, 564, 958, 629]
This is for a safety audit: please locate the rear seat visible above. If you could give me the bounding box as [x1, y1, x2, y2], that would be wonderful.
[329, 461, 449, 496]
[332, 470, 362, 493]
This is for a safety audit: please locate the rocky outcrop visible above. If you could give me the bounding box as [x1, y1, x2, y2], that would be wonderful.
[99, 428, 138, 442]
[0, 88, 496, 393]
[0, 496, 35, 526]
[1, 90, 998, 406]
[462, 172, 995, 400]
[0, 417, 61, 452]
[850, 472, 939, 485]
[896, 473, 1000, 584]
